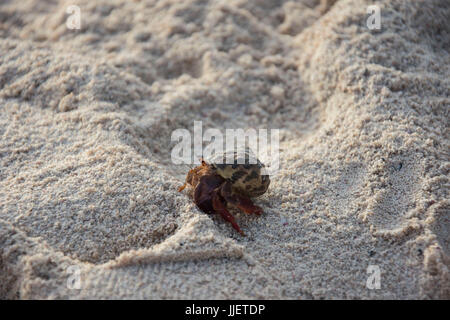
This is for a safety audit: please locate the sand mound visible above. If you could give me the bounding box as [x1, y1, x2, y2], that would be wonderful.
[0, 0, 448, 299]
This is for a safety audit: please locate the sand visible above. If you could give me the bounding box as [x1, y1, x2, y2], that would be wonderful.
[0, 0, 449, 299]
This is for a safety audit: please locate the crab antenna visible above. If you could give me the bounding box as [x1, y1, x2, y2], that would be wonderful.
[197, 156, 205, 164]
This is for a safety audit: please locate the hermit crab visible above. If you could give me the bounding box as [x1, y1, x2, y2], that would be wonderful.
[178, 149, 270, 235]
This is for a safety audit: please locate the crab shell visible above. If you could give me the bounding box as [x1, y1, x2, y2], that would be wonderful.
[208, 150, 270, 198]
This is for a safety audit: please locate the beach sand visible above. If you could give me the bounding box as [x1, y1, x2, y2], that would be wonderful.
[0, 0, 449, 299]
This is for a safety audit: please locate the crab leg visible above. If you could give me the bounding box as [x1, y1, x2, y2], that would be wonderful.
[212, 190, 245, 236]
[178, 183, 187, 192]
[235, 196, 263, 215]
[219, 181, 263, 215]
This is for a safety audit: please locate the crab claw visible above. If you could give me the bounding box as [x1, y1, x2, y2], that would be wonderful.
[237, 201, 263, 215]
[219, 181, 263, 215]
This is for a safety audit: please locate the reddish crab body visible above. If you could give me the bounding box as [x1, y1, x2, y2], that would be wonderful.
[178, 150, 270, 235]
